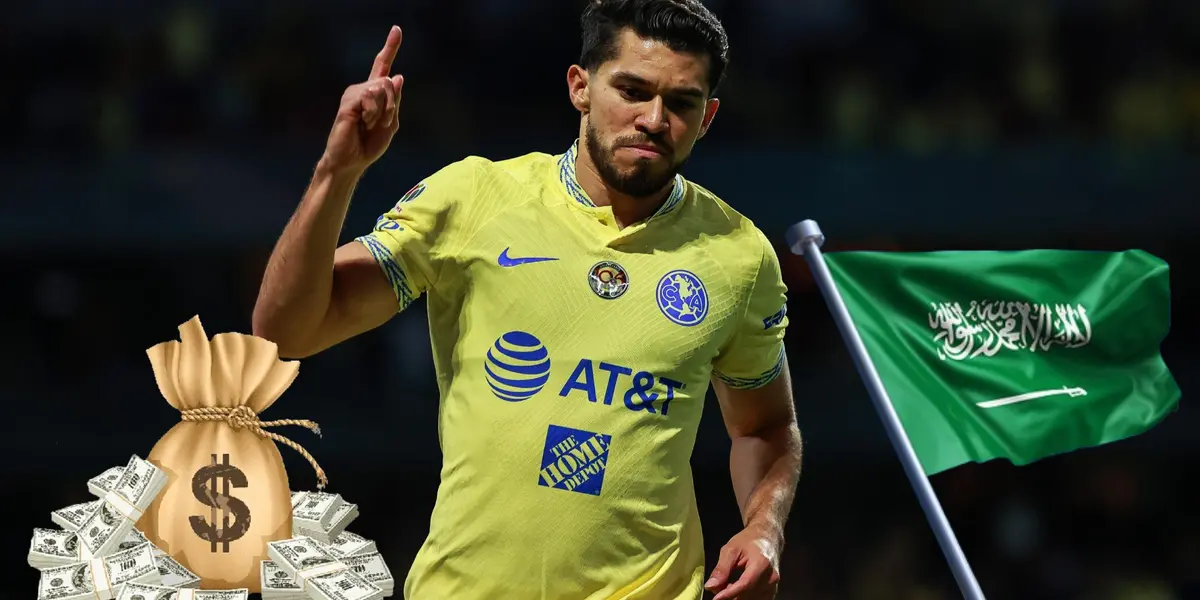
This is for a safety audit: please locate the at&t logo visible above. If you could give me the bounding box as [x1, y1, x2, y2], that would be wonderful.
[485, 331, 552, 402]
[484, 331, 683, 416]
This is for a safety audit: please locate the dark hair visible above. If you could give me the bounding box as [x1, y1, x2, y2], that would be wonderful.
[579, 0, 730, 96]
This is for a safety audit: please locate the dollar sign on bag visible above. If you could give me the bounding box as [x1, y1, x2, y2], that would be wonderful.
[189, 454, 252, 552]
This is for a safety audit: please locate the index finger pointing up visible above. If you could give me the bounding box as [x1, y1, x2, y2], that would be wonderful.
[370, 26, 403, 79]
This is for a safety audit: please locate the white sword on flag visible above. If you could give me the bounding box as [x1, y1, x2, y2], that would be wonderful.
[787, 219, 986, 600]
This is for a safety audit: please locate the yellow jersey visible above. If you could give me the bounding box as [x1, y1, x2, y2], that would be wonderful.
[355, 140, 789, 599]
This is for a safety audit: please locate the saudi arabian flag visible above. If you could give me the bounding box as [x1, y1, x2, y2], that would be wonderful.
[825, 249, 1180, 476]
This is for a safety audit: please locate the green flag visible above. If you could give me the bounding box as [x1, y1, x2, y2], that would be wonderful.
[825, 249, 1180, 476]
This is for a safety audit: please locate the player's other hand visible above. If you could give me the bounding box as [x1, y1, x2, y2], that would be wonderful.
[704, 525, 782, 600]
[322, 25, 405, 176]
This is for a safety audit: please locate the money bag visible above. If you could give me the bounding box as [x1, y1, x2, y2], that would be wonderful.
[136, 316, 327, 592]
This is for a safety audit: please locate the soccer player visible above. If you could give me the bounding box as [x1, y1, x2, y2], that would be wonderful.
[253, 1, 802, 598]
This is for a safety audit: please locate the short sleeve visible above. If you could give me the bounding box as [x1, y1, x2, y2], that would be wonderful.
[711, 231, 789, 389]
[354, 158, 477, 312]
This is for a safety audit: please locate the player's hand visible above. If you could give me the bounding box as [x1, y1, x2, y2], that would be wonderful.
[704, 525, 782, 600]
[322, 25, 405, 175]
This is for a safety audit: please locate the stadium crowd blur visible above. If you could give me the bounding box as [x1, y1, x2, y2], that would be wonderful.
[3, 0, 1198, 598]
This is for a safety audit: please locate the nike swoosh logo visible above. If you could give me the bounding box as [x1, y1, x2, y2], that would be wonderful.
[498, 247, 558, 267]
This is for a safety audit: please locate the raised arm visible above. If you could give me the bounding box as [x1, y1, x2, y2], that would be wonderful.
[252, 26, 407, 357]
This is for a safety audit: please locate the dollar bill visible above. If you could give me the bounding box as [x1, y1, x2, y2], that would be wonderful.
[267, 537, 341, 576]
[88, 466, 125, 498]
[30, 527, 157, 570]
[292, 493, 358, 544]
[52, 500, 100, 532]
[261, 560, 306, 600]
[116, 582, 248, 600]
[29, 528, 84, 569]
[291, 492, 345, 532]
[78, 455, 168, 557]
[116, 528, 151, 553]
[263, 552, 394, 600]
[325, 531, 375, 559]
[37, 542, 160, 600]
[110, 454, 164, 508]
[266, 537, 383, 600]
[156, 552, 201, 588]
[341, 552, 395, 597]
[76, 502, 127, 559]
[305, 570, 386, 600]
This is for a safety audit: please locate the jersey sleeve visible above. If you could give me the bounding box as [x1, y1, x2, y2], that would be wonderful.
[353, 158, 478, 312]
[711, 231, 789, 389]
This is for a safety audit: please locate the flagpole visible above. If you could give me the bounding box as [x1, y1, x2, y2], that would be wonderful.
[786, 219, 986, 600]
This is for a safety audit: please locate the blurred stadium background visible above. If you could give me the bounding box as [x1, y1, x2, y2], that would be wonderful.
[4, 0, 1198, 597]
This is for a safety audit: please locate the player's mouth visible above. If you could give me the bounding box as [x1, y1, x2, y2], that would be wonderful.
[621, 144, 667, 159]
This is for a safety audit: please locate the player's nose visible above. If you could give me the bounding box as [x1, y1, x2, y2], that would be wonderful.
[635, 98, 669, 134]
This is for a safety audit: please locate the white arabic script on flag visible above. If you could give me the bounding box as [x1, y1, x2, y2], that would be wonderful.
[927, 300, 1093, 361]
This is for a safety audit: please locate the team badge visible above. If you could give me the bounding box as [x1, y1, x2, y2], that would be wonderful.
[657, 269, 708, 326]
[588, 261, 629, 299]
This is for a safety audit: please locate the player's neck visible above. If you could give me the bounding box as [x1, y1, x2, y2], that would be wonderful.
[574, 144, 672, 230]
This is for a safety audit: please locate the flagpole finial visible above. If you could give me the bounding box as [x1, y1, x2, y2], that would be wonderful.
[787, 219, 824, 256]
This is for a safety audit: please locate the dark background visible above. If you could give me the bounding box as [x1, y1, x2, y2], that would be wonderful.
[3, 0, 1197, 598]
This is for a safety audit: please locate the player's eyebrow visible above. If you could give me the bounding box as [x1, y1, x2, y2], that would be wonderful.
[610, 71, 706, 100]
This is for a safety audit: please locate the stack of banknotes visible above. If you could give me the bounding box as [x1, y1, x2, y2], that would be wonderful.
[30, 526, 202, 588]
[30, 457, 388, 600]
[264, 535, 395, 600]
[290, 490, 360, 544]
[28, 455, 237, 600]
[116, 584, 249, 600]
[260, 489, 394, 599]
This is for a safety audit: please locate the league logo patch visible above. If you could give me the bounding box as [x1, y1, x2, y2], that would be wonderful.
[657, 269, 709, 326]
[485, 331, 552, 402]
[538, 425, 611, 496]
[397, 181, 426, 206]
[588, 261, 629, 299]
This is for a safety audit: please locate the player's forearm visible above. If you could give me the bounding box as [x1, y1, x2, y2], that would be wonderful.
[253, 159, 365, 353]
[729, 422, 802, 544]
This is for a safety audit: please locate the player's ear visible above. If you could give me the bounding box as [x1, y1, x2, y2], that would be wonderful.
[698, 97, 719, 139]
[567, 65, 591, 113]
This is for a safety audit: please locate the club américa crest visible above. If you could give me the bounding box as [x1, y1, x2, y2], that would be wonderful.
[588, 261, 629, 299]
[657, 269, 708, 326]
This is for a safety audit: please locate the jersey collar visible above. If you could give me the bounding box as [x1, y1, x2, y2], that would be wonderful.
[557, 139, 685, 220]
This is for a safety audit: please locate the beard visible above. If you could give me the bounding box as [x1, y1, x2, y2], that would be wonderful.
[584, 120, 689, 198]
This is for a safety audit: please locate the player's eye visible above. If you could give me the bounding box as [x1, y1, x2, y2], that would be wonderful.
[618, 86, 651, 102]
[667, 98, 699, 113]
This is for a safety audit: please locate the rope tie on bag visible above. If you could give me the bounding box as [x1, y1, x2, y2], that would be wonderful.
[180, 405, 329, 489]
